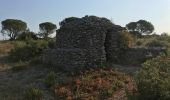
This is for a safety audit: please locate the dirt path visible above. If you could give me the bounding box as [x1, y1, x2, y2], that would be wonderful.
[0, 65, 52, 100]
[0, 42, 54, 100]
[0, 52, 55, 100]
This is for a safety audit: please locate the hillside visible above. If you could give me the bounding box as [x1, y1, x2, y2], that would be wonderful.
[0, 41, 139, 100]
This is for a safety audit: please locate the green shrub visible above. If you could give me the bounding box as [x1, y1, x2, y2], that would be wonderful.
[46, 38, 55, 48]
[145, 40, 168, 48]
[44, 71, 56, 87]
[9, 40, 52, 62]
[24, 86, 43, 100]
[59, 17, 79, 26]
[135, 55, 170, 100]
[17, 31, 38, 40]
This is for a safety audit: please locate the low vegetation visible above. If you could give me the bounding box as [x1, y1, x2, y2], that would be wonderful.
[135, 34, 170, 55]
[24, 86, 43, 100]
[0, 16, 170, 100]
[0, 41, 14, 54]
[119, 30, 134, 49]
[9, 39, 54, 62]
[44, 71, 56, 87]
[128, 55, 170, 100]
[52, 68, 135, 99]
[11, 61, 28, 71]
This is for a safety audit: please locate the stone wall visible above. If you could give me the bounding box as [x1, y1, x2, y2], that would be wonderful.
[43, 16, 121, 71]
[43, 49, 88, 71]
[43, 15, 167, 71]
[119, 48, 167, 65]
[105, 26, 123, 62]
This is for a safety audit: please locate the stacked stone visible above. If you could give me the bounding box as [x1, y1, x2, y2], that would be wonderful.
[43, 16, 167, 70]
[105, 25, 123, 62]
[44, 16, 118, 71]
[120, 47, 167, 65]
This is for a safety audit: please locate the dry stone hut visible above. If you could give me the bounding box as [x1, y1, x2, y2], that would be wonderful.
[43, 16, 166, 71]
[43, 16, 123, 71]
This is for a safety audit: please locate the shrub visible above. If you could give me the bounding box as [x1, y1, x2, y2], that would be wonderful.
[135, 55, 170, 100]
[145, 40, 168, 48]
[9, 40, 50, 62]
[44, 71, 56, 87]
[24, 86, 43, 100]
[17, 31, 38, 40]
[46, 38, 55, 48]
[59, 17, 79, 27]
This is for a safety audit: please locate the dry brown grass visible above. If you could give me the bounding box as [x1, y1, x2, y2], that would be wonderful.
[0, 41, 14, 54]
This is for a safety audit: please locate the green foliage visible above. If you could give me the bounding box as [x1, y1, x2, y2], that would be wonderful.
[137, 20, 154, 34]
[44, 71, 56, 87]
[126, 20, 154, 35]
[1, 19, 27, 40]
[39, 22, 57, 39]
[17, 31, 38, 40]
[63, 17, 79, 22]
[145, 40, 168, 48]
[9, 40, 51, 62]
[24, 86, 43, 100]
[59, 17, 79, 27]
[135, 34, 170, 55]
[129, 31, 142, 38]
[46, 38, 55, 48]
[126, 22, 137, 32]
[135, 55, 170, 100]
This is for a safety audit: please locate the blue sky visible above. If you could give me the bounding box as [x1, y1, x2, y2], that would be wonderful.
[0, 0, 170, 39]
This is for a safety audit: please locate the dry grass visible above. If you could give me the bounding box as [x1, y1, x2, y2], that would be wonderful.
[0, 41, 14, 54]
[0, 66, 49, 100]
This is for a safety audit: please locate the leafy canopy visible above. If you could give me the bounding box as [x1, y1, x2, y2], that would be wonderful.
[1, 19, 27, 40]
[39, 22, 57, 39]
[126, 20, 154, 35]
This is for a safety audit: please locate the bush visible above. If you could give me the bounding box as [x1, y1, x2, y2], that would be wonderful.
[17, 31, 38, 40]
[24, 86, 43, 100]
[135, 55, 170, 100]
[145, 40, 168, 48]
[9, 40, 51, 62]
[44, 71, 56, 87]
[59, 17, 79, 27]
